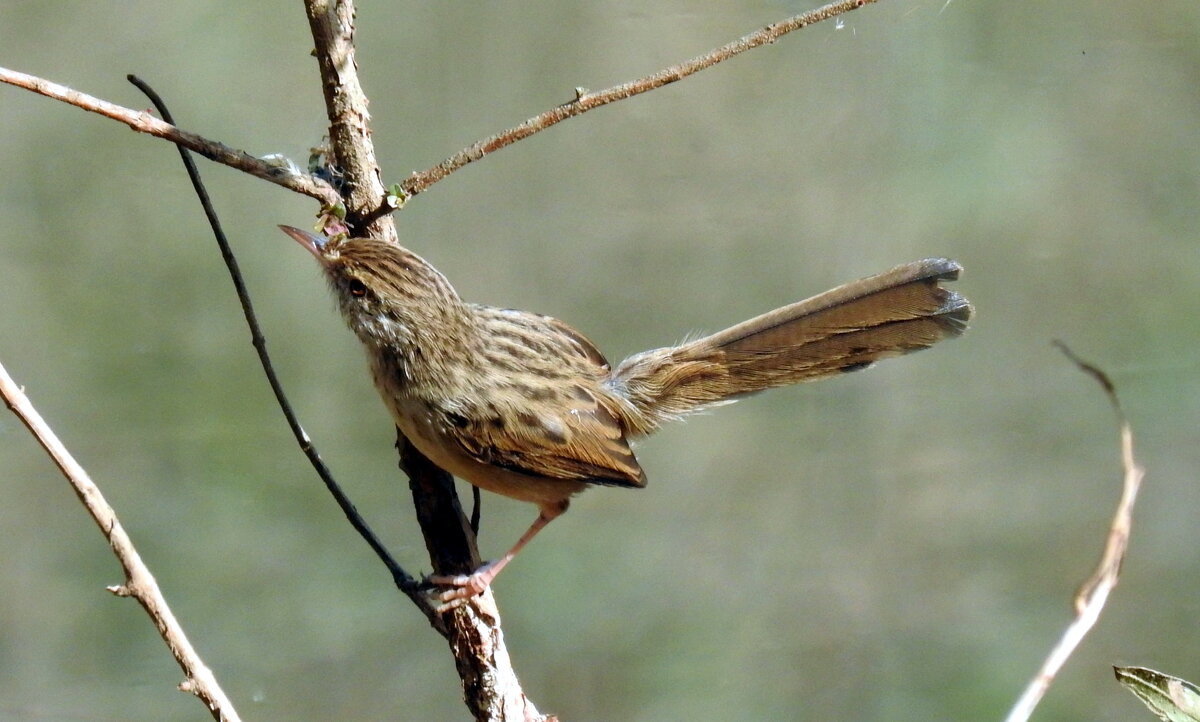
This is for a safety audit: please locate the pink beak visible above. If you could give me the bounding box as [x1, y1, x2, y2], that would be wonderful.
[278, 225, 329, 262]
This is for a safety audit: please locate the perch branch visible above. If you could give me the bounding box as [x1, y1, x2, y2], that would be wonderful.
[0, 65, 340, 207]
[4, 2, 888, 717]
[303, 3, 545, 719]
[0, 359, 242, 722]
[1004, 342, 1146, 722]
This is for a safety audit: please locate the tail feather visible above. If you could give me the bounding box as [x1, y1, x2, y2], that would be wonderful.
[607, 258, 971, 436]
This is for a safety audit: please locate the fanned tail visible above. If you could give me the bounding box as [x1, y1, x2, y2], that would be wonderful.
[607, 258, 972, 436]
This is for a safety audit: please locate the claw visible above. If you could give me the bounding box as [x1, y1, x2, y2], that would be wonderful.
[420, 507, 563, 612]
[426, 561, 501, 613]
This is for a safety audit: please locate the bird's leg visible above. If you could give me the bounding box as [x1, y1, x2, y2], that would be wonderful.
[428, 500, 569, 612]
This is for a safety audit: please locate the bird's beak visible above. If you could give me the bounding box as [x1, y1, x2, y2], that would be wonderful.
[278, 225, 328, 262]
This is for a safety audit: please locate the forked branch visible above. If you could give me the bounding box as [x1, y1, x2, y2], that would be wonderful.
[1, 0, 879, 229]
[2, 2, 889, 719]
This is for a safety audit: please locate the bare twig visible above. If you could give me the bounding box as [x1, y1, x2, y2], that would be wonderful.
[0, 359, 242, 722]
[0, 65, 340, 207]
[126, 75, 427, 610]
[393, 0, 878, 205]
[1004, 342, 1146, 722]
[2, 0, 877, 227]
[6, 3, 888, 717]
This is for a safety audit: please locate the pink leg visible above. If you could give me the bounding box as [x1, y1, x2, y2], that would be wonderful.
[428, 501, 567, 611]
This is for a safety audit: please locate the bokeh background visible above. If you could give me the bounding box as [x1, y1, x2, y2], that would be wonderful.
[2, 2, 1197, 720]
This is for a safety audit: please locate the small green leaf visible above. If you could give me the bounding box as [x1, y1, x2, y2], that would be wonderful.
[1116, 666, 1200, 721]
[319, 201, 347, 221]
[385, 183, 409, 210]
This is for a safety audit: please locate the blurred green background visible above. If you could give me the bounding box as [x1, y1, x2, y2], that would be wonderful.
[2, 2, 1197, 720]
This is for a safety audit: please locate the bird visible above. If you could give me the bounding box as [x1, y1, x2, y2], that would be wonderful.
[280, 225, 971, 609]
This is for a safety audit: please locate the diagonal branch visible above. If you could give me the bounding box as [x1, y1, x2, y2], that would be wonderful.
[3, 0, 878, 227]
[0, 359, 242, 722]
[0, 65, 340, 207]
[394, 0, 878, 203]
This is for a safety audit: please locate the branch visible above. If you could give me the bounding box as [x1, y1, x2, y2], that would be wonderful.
[303, 0, 390, 236]
[0, 359, 242, 722]
[1004, 342, 1146, 722]
[0, 65, 341, 207]
[396, 0, 877, 202]
[303, 3, 545, 720]
[2, 0, 876, 226]
[6, 3, 887, 717]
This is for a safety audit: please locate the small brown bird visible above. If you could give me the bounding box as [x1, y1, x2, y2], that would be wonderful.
[281, 226, 971, 608]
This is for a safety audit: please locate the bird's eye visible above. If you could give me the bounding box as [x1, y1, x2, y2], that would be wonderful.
[347, 279, 368, 297]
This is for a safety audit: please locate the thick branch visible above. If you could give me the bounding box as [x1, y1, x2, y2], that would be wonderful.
[400, 434, 543, 720]
[398, 0, 877, 200]
[304, 0, 391, 237]
[0, 359, 242, 722]
[399, 432, 481, 578]
[0, 65, 340, 207]
[303, 3, 544, 720]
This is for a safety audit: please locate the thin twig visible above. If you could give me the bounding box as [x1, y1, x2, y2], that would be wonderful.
[0, 65, 340, 207]
[6, 3, 886, 717]
[392, 0, 877, 206]
[3, 0, 877, 226]
[1004, 342, 1146, 722]
[126, 75, 426, 609]
[470, 485, 482, 536]
[0, 360, 242, 722]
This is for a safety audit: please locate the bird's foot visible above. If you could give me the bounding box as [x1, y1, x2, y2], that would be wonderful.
[425, 560, 500, 613]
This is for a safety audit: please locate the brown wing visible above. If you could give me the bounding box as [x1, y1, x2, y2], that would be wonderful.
[446, 382, 646, 489]
[541, 314, 611, 370]
[448, 305, 644, 487]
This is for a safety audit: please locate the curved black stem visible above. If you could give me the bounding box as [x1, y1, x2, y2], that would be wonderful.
[127, 74, 425, 604]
